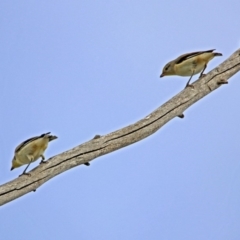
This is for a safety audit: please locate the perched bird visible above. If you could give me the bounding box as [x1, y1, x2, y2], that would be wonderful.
[160, 49, 222, 88]
[11, 132, 57, 176]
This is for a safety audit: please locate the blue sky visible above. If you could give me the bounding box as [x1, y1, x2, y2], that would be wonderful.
[1, 1, 240, 239]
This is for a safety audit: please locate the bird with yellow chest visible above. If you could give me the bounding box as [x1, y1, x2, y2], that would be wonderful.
[11, 132, 57, 176]
[160, 49, 223, 88]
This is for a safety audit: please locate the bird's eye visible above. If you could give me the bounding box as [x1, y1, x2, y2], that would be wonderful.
[165, 65, 170, 71]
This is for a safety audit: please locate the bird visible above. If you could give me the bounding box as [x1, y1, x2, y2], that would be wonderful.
[11, 132, 58, 176]
[160, 49, 222, 88]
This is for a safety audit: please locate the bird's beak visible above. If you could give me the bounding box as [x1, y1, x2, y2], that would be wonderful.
[160, 73, 164, 78]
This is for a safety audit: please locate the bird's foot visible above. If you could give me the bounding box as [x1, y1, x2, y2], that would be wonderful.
[185, 84, 194, 89]
[40, 160, 47, 164]
[200, 74, 206, 78]
[19, 172, 31, 177]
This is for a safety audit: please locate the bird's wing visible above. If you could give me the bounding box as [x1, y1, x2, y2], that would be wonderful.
[15, 132, 51, 153]
[175, 49, 215, 64]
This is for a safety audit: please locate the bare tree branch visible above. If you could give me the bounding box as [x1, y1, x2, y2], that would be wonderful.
[1, 49, 240, 206]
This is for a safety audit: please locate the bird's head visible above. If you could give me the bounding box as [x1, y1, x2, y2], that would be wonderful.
[160, 61, 175, 77]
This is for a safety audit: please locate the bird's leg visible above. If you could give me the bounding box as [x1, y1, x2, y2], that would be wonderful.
[199, 64, 207, 78]
[40, 155, 47, 164]
[185, 60, 202, 89]
[20, 155, 33, 176]
[185, 71, 195, 88]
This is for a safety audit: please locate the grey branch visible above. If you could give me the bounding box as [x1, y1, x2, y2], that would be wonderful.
[1, 49, 240, 206]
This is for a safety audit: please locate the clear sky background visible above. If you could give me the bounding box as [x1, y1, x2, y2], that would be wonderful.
[1, 1, 240, 239]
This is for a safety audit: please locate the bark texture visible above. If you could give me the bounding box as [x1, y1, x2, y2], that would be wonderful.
[1, 49, 240, 206]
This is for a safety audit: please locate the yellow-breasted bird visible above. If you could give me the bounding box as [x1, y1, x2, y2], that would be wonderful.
[160, 49, 222, 88]
[11, 132, 57, 175]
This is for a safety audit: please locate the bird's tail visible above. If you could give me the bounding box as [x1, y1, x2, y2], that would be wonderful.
[48, 135, 58, 142]
[214, 52, 222, 57]
[40, 132, 57, 141]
